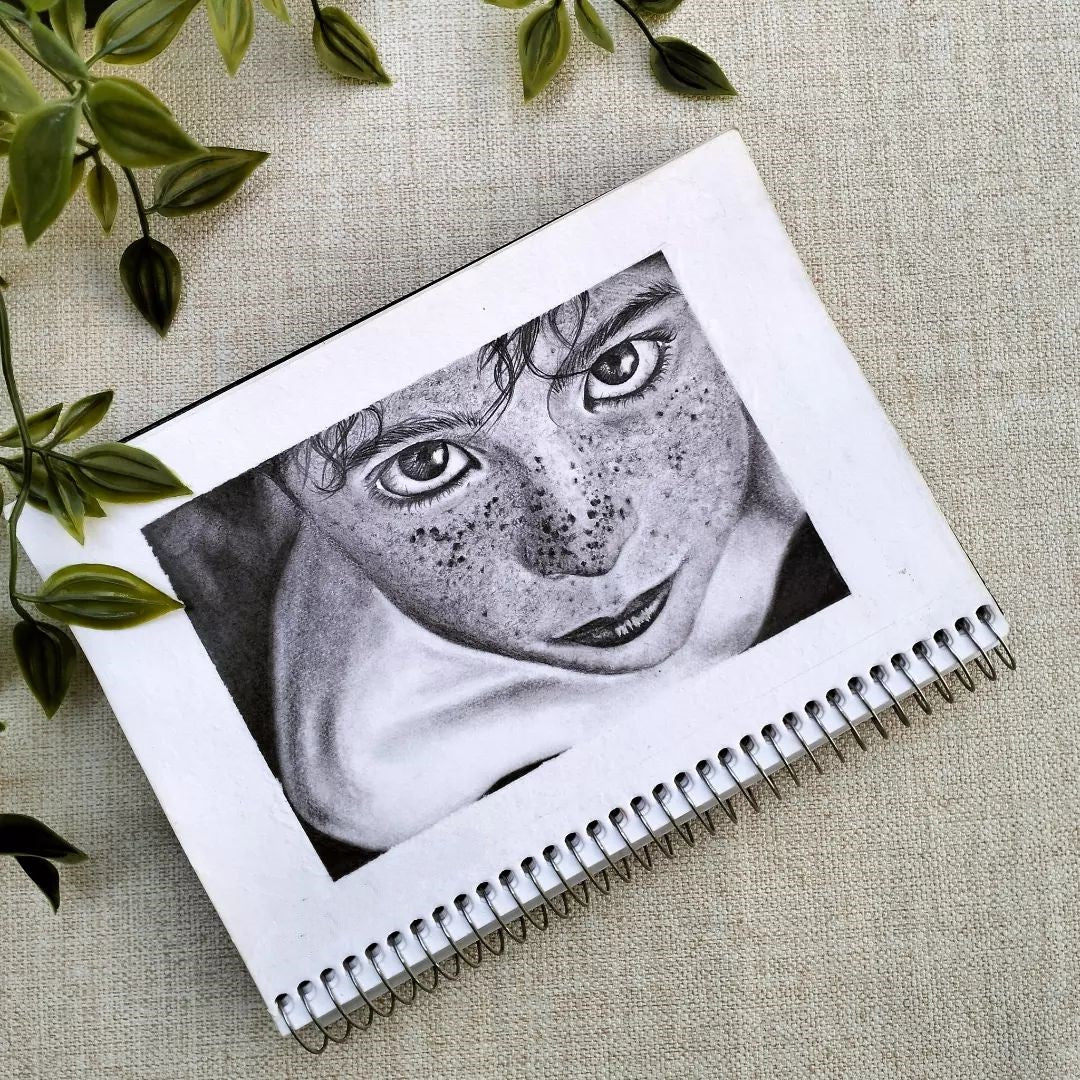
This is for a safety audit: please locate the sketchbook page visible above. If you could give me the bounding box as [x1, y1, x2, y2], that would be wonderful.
[16, 131, 1004, 1031]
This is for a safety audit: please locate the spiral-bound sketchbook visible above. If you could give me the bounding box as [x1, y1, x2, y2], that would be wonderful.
[17, 131, 1012, 1047]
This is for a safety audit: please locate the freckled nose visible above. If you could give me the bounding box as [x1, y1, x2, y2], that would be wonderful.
[516, 453, 638, 578]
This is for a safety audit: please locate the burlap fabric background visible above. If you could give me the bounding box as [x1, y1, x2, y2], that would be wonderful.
[0, 1, 1076, 1077]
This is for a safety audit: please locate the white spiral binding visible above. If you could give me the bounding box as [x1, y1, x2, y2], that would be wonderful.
[276, 604, 1015, 1052]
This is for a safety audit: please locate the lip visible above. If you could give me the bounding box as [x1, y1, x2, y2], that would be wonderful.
[554, 572, 676, 648]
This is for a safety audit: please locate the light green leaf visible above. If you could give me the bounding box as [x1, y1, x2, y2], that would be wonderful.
[87, 77, 203, 167]
[484, 0, 536, 7]
[633, 0, 682, 12]
[30, 562, 184, 628]
[9, 100, 80, 244]
[517, 0, 571, 101]
[312, 7, 391, 83]
[574, 0, 613, 52]
[67, 154, 85, 200]
[49, 0, 87, 52]
[53, 390, 113, 443]
[0, 402, 62, 446]
[85, 160, 118, 232]
[73, 441, 190, 501]
[22, 0, 53, 13]
[118, 237, 182, 335]
[648, 36, 736, 97]
[42, 458, 85, 543]
[151, 145, 267, 216]
[0, 814, 87, 862]
[258, 0, 289, 22]
[0, 48, 43, 114]
[0, 111, 15, 155]
[91, 0, 200, 65]
[206, 0, 253, 74]
[13, 621, 77, 718]
[29, 13, 89, 79]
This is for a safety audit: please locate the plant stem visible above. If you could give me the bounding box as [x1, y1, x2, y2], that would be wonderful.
[611, 0, 661, 48]
[0, 290, 36, 624]
[121, 167, 151, 240]
[0, 15, 76, 92]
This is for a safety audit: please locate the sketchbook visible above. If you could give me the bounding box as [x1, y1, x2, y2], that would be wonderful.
[16, 131, 1014, 1049]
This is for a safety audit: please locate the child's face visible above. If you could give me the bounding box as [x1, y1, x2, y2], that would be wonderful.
[288, 257, 752, 675]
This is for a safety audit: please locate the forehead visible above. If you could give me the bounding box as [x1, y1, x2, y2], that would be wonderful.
[373, 254, 679, 424]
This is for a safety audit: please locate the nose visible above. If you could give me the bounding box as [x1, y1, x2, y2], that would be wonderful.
[515, 449, 638, 578]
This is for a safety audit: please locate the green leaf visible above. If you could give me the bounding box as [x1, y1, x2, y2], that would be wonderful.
[0, 112, 15, 156]
[87, 78, 203, 167]
[0, 814, 87, 863]
[517, 0, 571, 101]
[0, 48, 42, 114]
[1, 454, 51, 510]
[312, 7, 391, 84]
[15, 855, 61, 911]
[9, 100, 80, 244]
[118, 237, 181, 335]
[151, 145, 267, 217]
[574, 0, 612, 52]
[72, 441, 190, 501]
[30, 562, 183, 628]
[633, 0, 682, 12]
[484, 0, 536, 7]
[648, 37, 736, 97]
[86, 160, 118, 232]
[13, 620, 76, 717]
[53, 390, 113, 442]
[29, 13, 89, 79]
[206, 0, 253, 74]
[42, 458, 85, 542]
[0, 402, 62, 446]
[67, 154, 86, 199]
[0, 183, 17, 226]
[258, 0, 288, 22]
[49, 0, 87, 51]
[91, 0, 200, 64]
[106, 75, 171, 112]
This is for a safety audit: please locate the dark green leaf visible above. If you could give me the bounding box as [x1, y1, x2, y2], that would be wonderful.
[0, 48, 42, 114]
[106, 75, 171, 111]
[484, 0, 536, 7]
[73, 441, 190, 501]
[118, 236, 181, 335]
[86, 160, 118, 232]
[42, 458, 85, 542]
[1, 453, 51, 510]
[30, 562, 184, 628]
[49, 0, 87, 51]
[258, 0, 288, 22]
[633, 0, 682, 12]
[0, 112, 15, 156]
[29, 13, 89, 79]
[574, 0, 612, 52]
[15, 855, 61, 911]
[206, 0, 253, 74]
[87, 78, 203, 167]
[648, 36, 736, 97]
[67, 154, 86, 200]
[0, 402, 62, 446]
[53, 390, 113, 442]
[9, 100, 79, 244]
[312, 7, 391, 84]
[0, 813, 87, 862]
[13, 620, 76, 717]
[151, 145, 267, 217]
[0, 183, 17, 226]
[517, 0, 571, 101]
[91, 0, 200, 64]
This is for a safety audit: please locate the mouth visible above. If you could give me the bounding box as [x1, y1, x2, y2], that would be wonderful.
[554, 572, 676, 649]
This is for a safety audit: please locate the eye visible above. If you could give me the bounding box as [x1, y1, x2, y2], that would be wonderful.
[375, 441, 479, 500]
[584, 339, 666, 410]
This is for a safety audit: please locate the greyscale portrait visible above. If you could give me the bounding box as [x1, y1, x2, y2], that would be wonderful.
[143, 252, 849, 879]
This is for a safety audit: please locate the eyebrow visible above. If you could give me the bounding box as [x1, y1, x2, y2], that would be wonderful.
[346, 408, 484, 469]
[557, 279, 678, 380]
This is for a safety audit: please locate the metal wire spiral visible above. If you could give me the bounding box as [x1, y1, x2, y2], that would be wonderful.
[276, 604, 1015, 1052]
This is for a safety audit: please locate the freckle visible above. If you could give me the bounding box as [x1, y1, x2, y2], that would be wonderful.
[567, 513, 576, 524]
[587, 510, 597, 519]
[456, 555, 465, 563]
[656, 411, 664, 418]
[690, 414, 697, 421]
[534, 456, 542, 464]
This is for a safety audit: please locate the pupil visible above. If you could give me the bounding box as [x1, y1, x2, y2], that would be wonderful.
[592, 343, 639, 386]
[399, 441, 449, 482]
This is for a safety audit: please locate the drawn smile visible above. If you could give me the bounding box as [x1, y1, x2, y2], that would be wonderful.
[555, 573, 676, 648]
